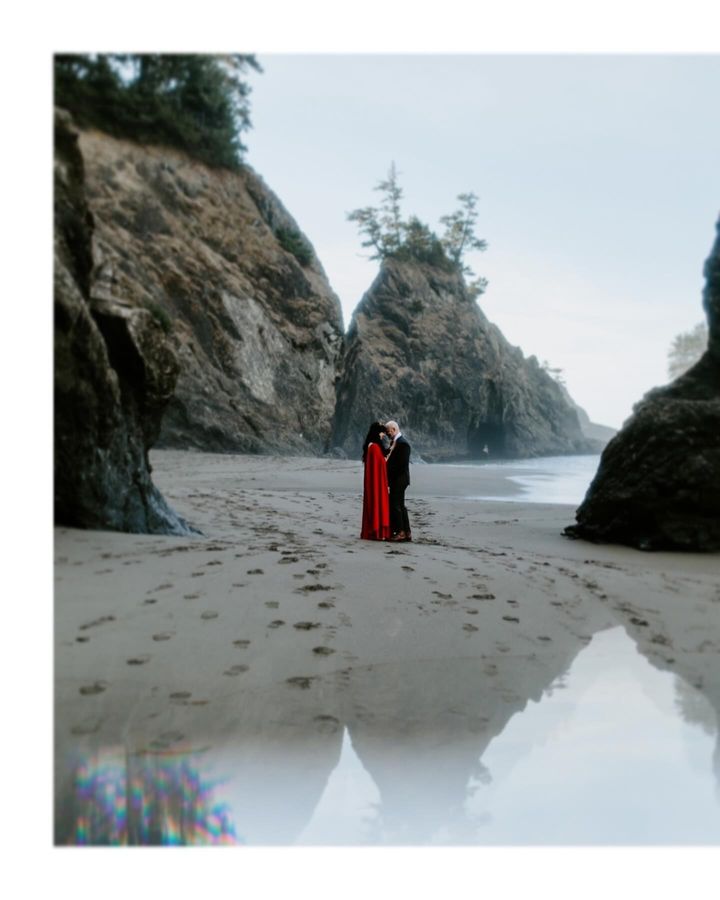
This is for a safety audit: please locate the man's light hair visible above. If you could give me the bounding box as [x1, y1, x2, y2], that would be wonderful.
[385, 420, 399, 431]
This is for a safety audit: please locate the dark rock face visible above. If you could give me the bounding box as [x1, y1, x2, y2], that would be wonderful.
[54, 110, 193, 534]
[566, 218, 720, 551]
[331, 259, 600, 461]
[77, 129, 344, 454]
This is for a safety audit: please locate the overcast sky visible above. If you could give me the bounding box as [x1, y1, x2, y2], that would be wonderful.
[244, 54, 720, 429]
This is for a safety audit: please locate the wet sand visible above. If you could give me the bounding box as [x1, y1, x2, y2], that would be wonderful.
[54, 449, 720, 845]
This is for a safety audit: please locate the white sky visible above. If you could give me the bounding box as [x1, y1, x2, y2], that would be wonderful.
[244, 54, 720, 429]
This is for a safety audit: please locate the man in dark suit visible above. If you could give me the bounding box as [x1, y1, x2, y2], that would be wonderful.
[384, 419, 412, 542]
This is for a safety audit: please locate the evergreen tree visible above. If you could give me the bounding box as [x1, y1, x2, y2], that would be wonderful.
[396, 217, 451, 270]
[375, 162, 406, 255]
[667, 321, 708, 378]
[347, 162, 406, 259]
[54, 53, 261, 169]
[541, 359, 566, 386]
[440, 192, 488, 296]
[348, 165, 488, 296]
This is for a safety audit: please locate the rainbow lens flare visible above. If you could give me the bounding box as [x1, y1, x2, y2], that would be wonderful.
[64, 747, 239, 846]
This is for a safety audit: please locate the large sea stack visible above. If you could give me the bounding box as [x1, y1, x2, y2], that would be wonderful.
[331, 259, 603, 461]
[566, 218, 720, 551]
[54, 110, 192, 534]
[77, 129, 344, 454]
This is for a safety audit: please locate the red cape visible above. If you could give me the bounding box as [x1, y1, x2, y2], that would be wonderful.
[361, 442, 391, 540]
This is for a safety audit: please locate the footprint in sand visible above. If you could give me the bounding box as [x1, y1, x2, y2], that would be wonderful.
[537, 635, 552, 642]
[71, 717, 102, 736]
[79, 615, 116, 631]
[201, 611, 219, 620]
[247, 569, 264, 575]
[153, 584, 173, 591]
[401, 566, 414, 572]
[286, 676, 316, 689]
[233, 639, 251, 648]
[184, 592, 201, 600]
[223, 664, 249, 676]
[317, 601, 335, 609]
[312, 646, 336, 656]
[265, 601, 279, 609]
[295, 584, 335, 594]
[268, 620, 286, 629]
[79, 681, 107, 696]
[150, 731, 185, 750]
[502, 615, 520, 624]
[313, 715, 340, 734]
[126, 655, 151, 665]
[463, 623, 479, 632]
[432, 591, 453, 599]
[142, 598, 158, 605]
[76, 636, 90, 643]
[152, 632, 174, 642]
[468, 593, 495, 601]
[278, 557, 299, 565]
[294, 621, 322, 630]
[169, 691, 192, 700]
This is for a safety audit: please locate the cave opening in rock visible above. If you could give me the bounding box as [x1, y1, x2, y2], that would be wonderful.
[467, 421, 507, 458]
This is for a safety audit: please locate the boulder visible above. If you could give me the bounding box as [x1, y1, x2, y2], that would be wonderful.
[565, 218, 720, 551]
[54, 109, 194, 534]
[331, 258, 601, 461]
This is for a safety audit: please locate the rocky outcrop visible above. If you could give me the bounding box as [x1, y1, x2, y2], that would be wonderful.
[330, 259, 602, 461]
[77, 129, 344, 454]
[557, 384, 616, 444]
[566, 218, 720, 551]
[54, 110, 193, 534]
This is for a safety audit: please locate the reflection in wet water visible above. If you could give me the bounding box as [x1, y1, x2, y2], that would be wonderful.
[294, 629, 720, 844]
[57, 623, 720, 845]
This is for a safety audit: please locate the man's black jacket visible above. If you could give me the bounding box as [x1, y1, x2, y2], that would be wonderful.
[386, 435, 411, 485]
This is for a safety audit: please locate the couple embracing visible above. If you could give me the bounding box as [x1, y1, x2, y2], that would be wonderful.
[361, 419, 412, 543]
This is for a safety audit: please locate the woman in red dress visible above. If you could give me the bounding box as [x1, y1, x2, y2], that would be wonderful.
[360, 421, 391, 541]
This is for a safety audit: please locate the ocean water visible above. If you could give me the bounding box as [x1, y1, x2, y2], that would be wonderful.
[452, 454, 602, 506]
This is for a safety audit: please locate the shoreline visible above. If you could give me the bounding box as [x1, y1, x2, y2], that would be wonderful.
[54, 449, 720, 845]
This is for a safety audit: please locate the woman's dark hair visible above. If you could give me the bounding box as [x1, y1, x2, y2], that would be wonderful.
[362, 421, 386, 463]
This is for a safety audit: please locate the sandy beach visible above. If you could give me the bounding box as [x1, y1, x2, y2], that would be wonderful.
[54, 450, 720, 845]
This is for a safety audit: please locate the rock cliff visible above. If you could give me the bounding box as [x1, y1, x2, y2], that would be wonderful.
[54, 110, 192, 534]
[557, 383, 616, 444]
[330, 259, 601, 461]
[566, 218, 720, 551]
[77, 129, 344, 454]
